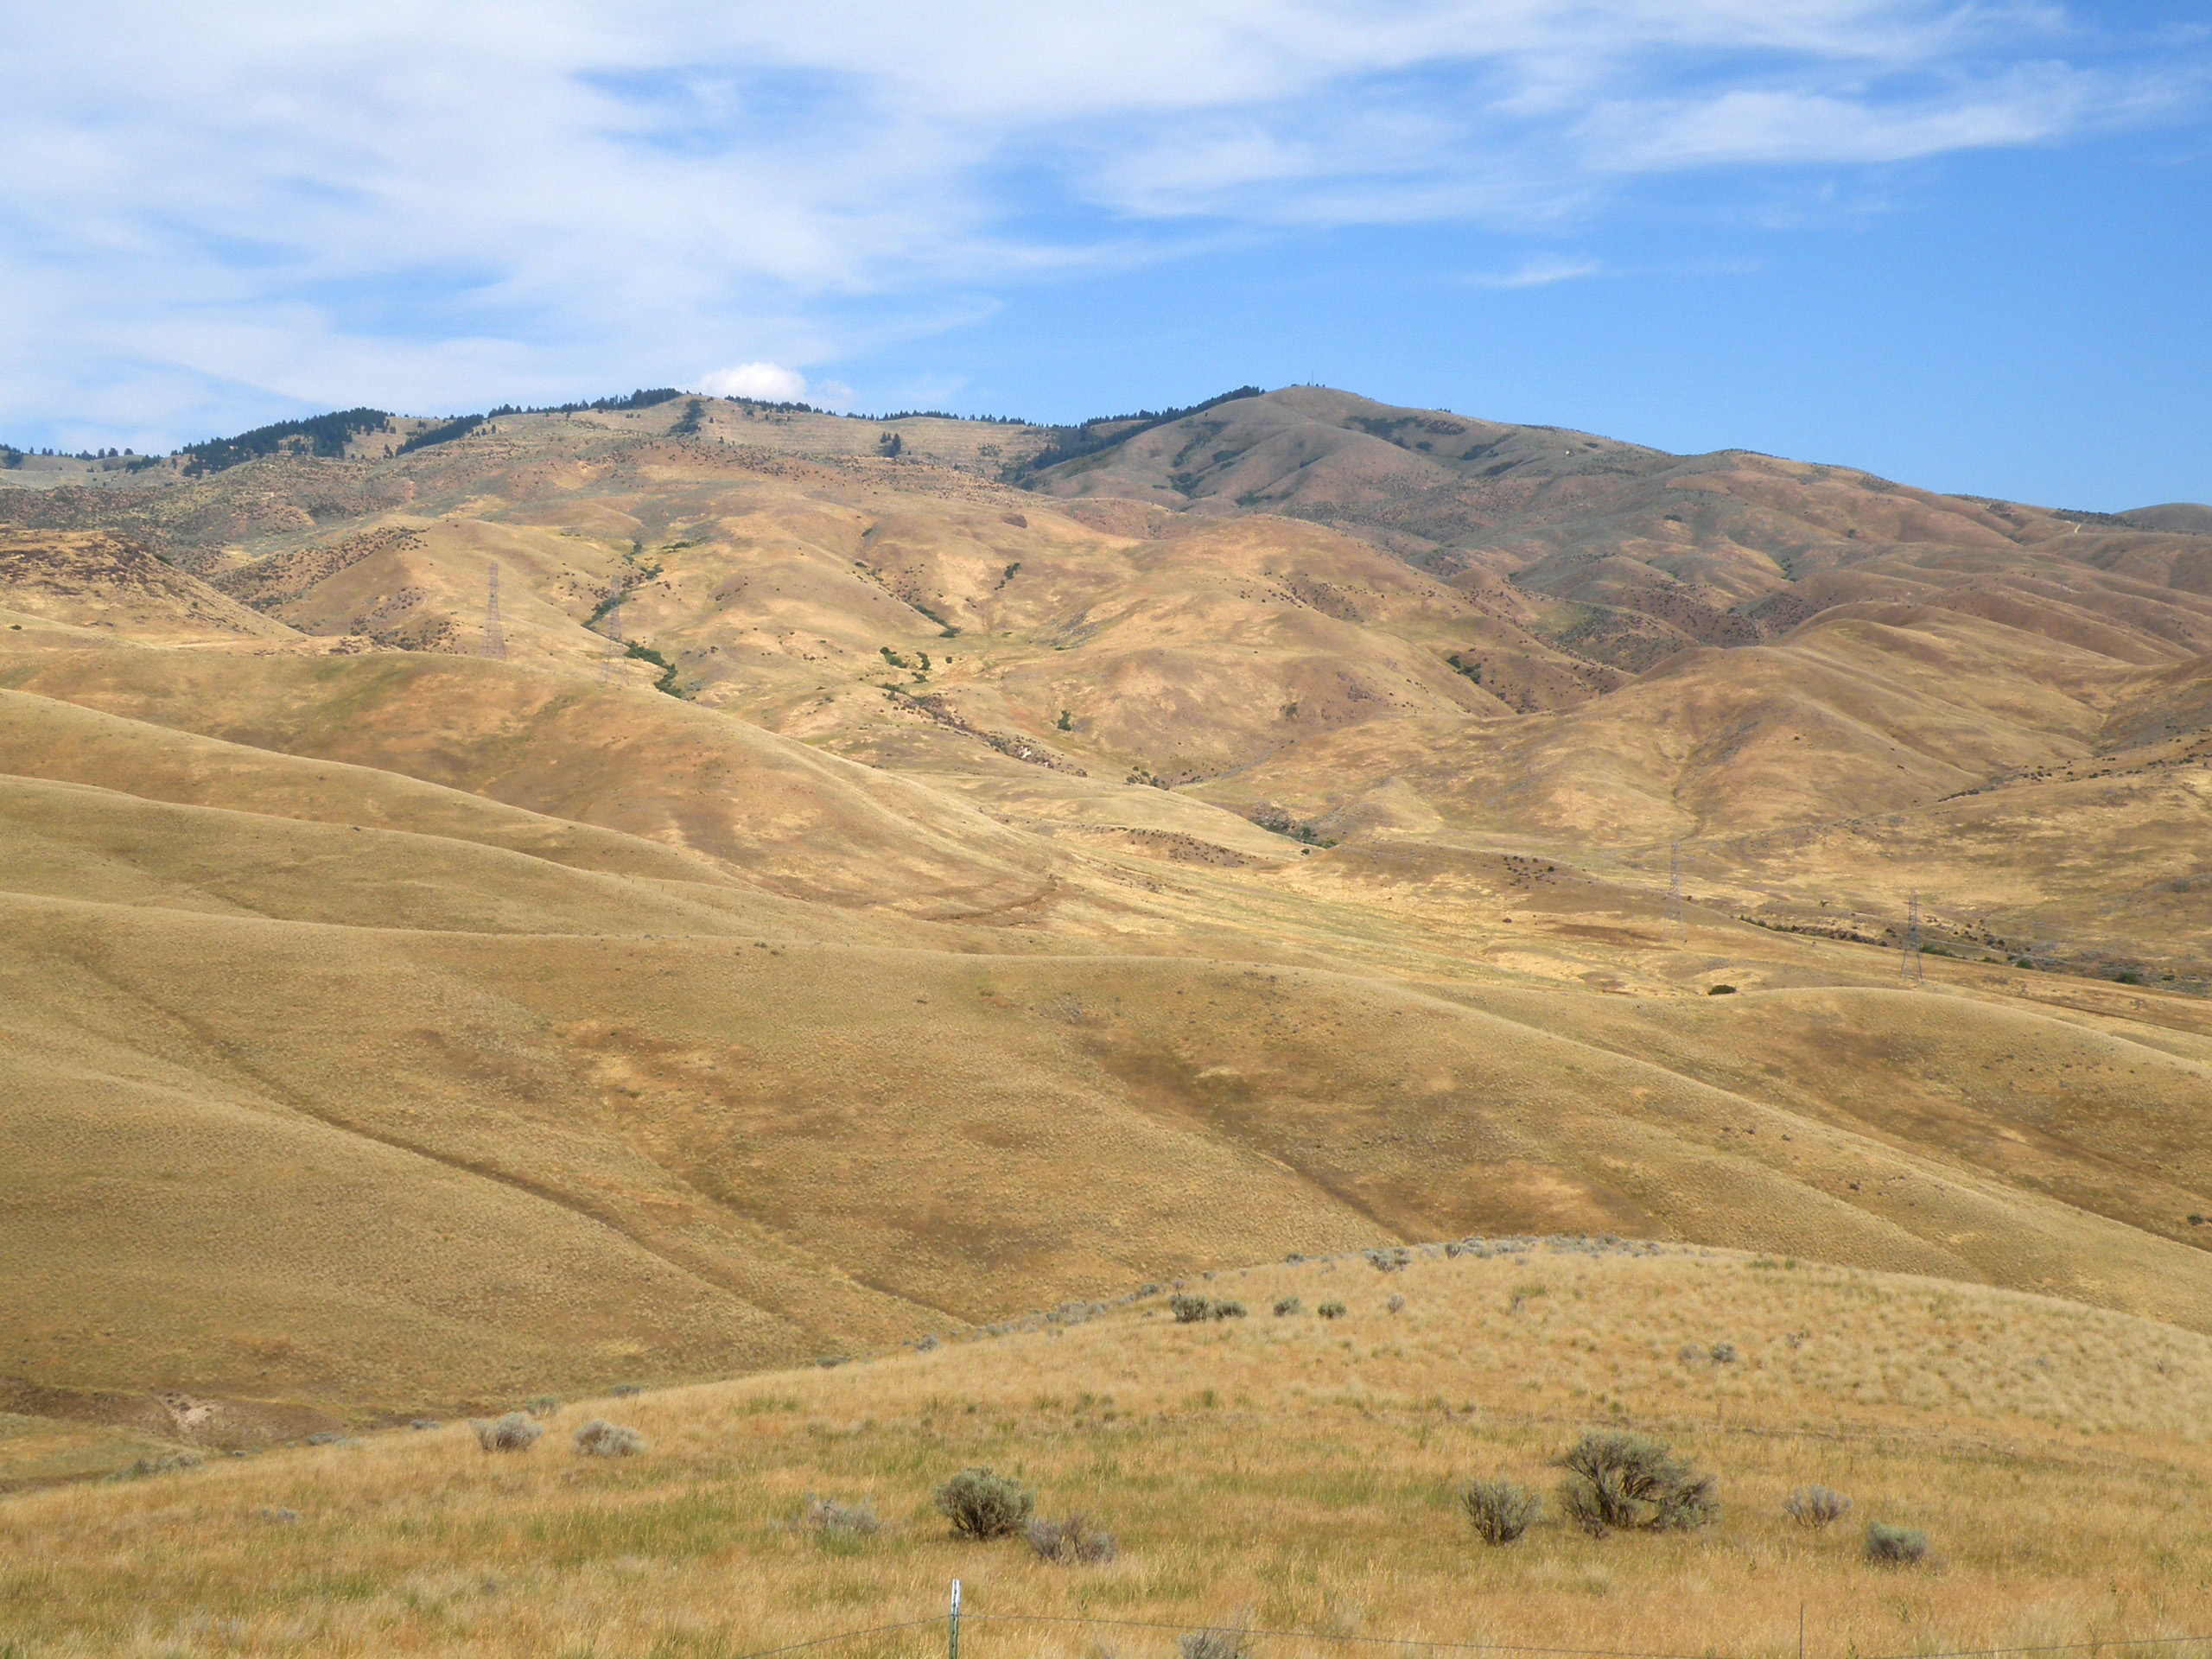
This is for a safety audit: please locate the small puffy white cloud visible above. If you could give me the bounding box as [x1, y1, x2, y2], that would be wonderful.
[700, 362, 810, 401]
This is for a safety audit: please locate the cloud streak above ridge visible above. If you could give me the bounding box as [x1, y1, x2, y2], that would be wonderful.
[0, 1, 2201, 448]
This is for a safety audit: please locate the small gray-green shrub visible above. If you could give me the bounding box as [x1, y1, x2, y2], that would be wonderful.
[800, 1494, 883, 1538]
[1318, 1300, 1348, 1319]
[572, 1418, 644, 1457]
[1027, 1511, 1118, 1563]
[1555, 1431, 1716, 1535]
[110, 1451, 203, 1481]
[933, 1467, 1033, 1539]
[1865, 1522, 1929, 1565]
[473, 1413, 543, 1453]
[1783, 1485, 1851, 1529]
[1179, 1618, 1255, 1659]
[1273, 1295, 1303, 1316]
[1460, 1478, 1541, 1544]
[1173, 1294, 1245, 1322]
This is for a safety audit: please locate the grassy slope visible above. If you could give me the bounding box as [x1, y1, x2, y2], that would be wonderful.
[0, 650, 1058, 918]
[3, 818, 2209, 1421]
[0, 404, 2207, 1471]
[6, 1246, 2209, 1657]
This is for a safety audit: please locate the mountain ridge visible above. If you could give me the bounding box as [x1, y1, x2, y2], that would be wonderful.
[0, 382, 2205, 1460]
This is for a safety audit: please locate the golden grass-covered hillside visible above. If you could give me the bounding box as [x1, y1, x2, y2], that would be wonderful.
[6, 1245, 2209, 1658]
[0, 381, 2206, 1611]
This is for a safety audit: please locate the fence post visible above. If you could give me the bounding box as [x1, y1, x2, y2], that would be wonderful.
[950, 1579, 961, 1659]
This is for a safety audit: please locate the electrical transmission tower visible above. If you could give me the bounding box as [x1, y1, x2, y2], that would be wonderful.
[598, 578, 623, 683]
[479, 562, 505, 658]
[1665, 841, 1684, 939]
[1900, 892, 1924, 981]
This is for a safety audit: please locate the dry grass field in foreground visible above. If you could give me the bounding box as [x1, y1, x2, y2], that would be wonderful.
[6, 1245, 2210, 1659]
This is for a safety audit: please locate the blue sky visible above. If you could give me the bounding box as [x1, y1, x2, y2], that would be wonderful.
[3, 2, 2206, 508]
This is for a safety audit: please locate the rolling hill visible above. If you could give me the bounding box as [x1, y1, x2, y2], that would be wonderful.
[0, 385, 2206, 1486]
[7, 1244, 2209, 1657]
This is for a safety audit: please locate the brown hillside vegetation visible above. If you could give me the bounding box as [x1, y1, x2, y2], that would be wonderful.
[0, 385, 2207, 1507]
[7, 1247, 2211, 1658]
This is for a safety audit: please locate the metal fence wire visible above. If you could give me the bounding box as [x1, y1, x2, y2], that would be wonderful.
[721, 1591, 2212, 1659]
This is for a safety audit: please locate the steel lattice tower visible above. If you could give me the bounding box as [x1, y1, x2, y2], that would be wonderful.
[479, 562, 505, 658]
[598, 579, 623, 683]
[1666, 841, 1684, 938]
[1900, 892, 1924, 981]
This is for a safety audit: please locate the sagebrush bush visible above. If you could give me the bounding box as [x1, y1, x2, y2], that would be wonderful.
[1273, 1295, 1303, 1317]
[1027, 1511, 1118, 1564]
[473, 1413, 543, 1453]
[1180, 1618, 1255, 1659]
[1172, 1294, 1245, 1322]
[799, 1494, 882, 1537]
[571, 1418, 644, 1457]
[1783, 1484, 1852, 1529]
[1866, 1521, 1929, 1565]
[1460, 1478, 1541, 1544]
[932, 1467, 1033, 1539]
[1318, 1300, 1347, 1319]
[111, 1451, 203, 1481]
[1554, 1431, 1716, 1535]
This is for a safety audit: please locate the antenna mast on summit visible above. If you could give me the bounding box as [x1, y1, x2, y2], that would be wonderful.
[1900, 892, 1924, 981]
[480, 562, 505, 658]
[1666, 841, 1685, 940]
[598, 578, 623, 683]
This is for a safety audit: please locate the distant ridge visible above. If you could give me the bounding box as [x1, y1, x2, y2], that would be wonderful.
[2121, 502, 2212, 535]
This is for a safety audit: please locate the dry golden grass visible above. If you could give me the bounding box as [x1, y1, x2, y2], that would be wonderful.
[0, 528, 289, 643]
[0, 640, 2206, 1451]
[6, 1247, 2210, 1659]
[3, 829, 2209, 1430]
[0, 401, 2207, 1513]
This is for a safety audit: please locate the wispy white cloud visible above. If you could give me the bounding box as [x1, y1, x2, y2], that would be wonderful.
[1467, 257, 1607, 289]
[0, 2, 2200, 445]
